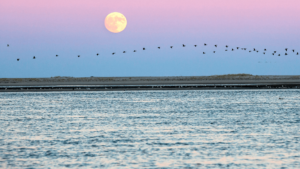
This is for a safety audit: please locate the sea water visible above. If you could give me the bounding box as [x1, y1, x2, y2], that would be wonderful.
[0, 90, 300, 168]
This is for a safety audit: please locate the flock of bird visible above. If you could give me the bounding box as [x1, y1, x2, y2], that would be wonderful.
[5, 43, 299, 61]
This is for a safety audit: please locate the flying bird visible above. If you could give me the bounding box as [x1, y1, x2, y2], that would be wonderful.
[225, 49, 228, 51]
[249, 51, 251, 52]
[213, 51, 216, 53]
[182, 44, 185, 47]
[7, 44, 9, 47]
[170, 46, 173, 49]
[263, 52, 265, 54]
[278, 54, 281, 56]
[237, 47, 239, 49]
[264, 49, 267, 51]
[204, 43, 207, 46]
[123, 51, 126, 53]
[285, 53, 288, 55]
[143, 48, 145, 50]
[96, 53, 99, 56]
[244, 48, 247, 50]
[56, 55, 58, 57]
[253, 48, 256, 51]
[112, 53, 115, 55]
[285, 48, 288, 51]
[297, 52, 299, 55]
[226, 45, 228, 48]
[272, 53, 274, 55]
[33, 56, 36, 59]
[134, 50, 136, 52]
[194, 45, 197, 47]
[232, 48, 234, 51]
[203, 52, 205, 54]
[17, 58, 19, 61]
[158, 47, 161, 49]
[215, 45, 217, 47]
[257, 51, 259, 53]
[274, 51, 276, 53]
[292, 49, 295, 52]
[78, 55, 80, 57]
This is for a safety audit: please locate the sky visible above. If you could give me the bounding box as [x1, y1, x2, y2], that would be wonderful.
[0, 0, 300, 78]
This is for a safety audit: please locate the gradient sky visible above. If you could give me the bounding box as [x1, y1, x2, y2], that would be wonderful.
[1, 0, 300, 77]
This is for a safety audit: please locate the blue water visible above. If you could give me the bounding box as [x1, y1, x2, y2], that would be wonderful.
[0, 90, 300, 168]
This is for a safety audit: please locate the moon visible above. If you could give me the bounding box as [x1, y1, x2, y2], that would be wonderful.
[105, 12, 127, 33]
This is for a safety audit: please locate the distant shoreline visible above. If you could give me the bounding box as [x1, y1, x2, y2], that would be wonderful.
[1, 74, 300, 86]
[1, 74, 300, 92]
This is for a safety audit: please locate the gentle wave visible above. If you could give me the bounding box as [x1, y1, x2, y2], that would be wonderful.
[0, 90, 300, 168]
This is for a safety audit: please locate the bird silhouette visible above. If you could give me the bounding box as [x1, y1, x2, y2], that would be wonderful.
[215, 45, 217, 47]
[11, 42, 296, 63]
[7, 44, 9, 47]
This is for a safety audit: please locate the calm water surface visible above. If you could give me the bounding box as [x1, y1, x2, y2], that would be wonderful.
[0, 90, 300, 168]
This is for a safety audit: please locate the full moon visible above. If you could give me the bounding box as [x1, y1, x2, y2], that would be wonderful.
[105, 12, 127, 33]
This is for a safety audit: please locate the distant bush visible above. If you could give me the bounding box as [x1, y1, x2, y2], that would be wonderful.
[212, 73, 252, 77]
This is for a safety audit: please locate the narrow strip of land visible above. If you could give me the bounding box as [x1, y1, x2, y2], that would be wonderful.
[1, 74, 300, 86]
[1, 74, 300, 92]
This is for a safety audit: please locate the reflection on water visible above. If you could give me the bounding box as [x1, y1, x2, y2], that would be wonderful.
[0, 90, 300, 168]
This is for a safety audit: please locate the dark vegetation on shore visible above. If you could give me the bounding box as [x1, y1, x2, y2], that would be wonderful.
[1, 74, 300, 84]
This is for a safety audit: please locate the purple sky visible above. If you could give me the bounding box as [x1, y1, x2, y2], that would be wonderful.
[1, 0, 300, 77]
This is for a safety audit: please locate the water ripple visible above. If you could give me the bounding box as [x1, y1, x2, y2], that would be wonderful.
[0, 90, 300, 168]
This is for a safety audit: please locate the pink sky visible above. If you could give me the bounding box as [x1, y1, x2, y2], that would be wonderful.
[1, 0, 300, 77]
[1, 0, 299, 34]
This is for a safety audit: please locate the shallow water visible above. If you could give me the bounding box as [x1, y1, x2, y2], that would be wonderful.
[0, 90, 300, 168]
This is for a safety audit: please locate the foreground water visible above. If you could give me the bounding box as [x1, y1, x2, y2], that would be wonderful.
[0, 90, 300, 168]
